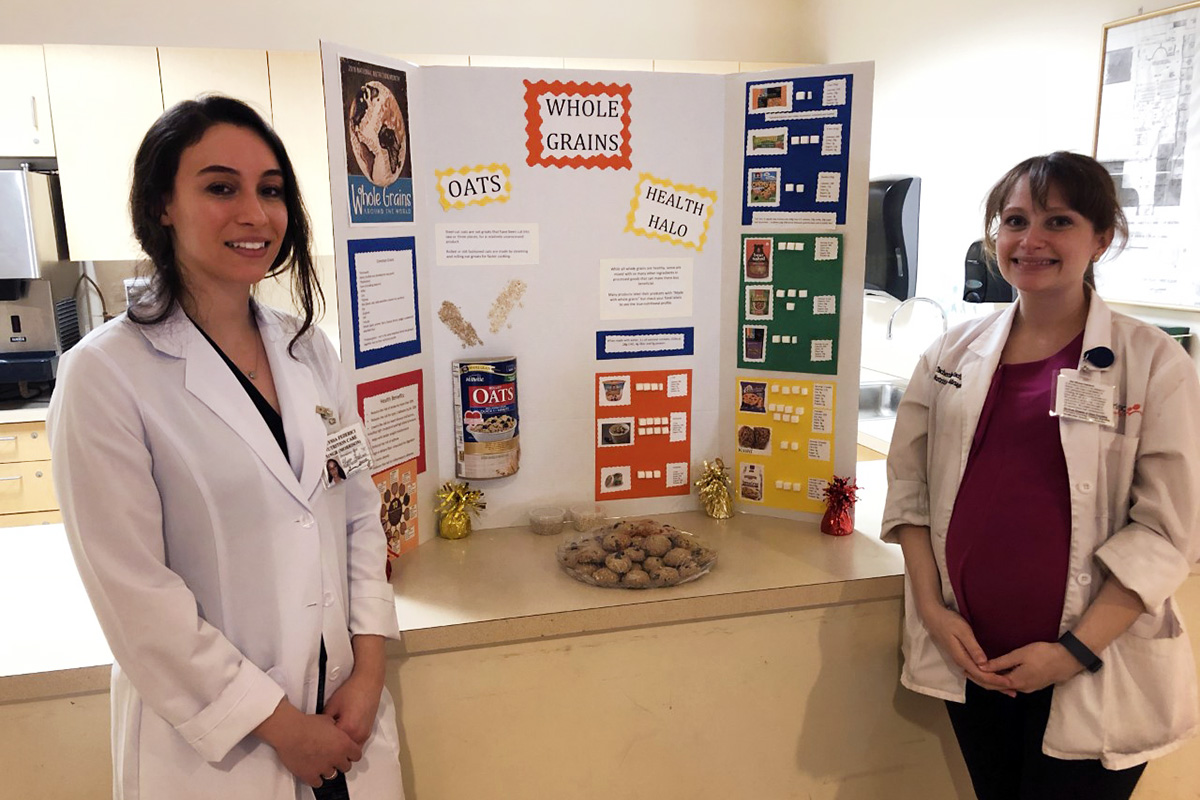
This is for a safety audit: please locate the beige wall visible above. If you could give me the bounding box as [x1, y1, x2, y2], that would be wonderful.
[0, 0, 822, 63]
[807, 0, 1200, 375]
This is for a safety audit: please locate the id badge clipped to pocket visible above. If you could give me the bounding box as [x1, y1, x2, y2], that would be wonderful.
[1053, 368, 1116, 427]
[323, 422, 374, 488]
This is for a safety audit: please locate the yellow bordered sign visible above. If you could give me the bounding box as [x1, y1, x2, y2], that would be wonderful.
[434, 163, 512, 211]
[624, 172, 718, 251]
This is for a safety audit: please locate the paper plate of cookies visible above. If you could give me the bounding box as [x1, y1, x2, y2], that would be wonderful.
[556, 518, 717, 589]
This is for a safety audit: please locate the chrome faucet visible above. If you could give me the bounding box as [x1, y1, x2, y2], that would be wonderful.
[886, 296, 948, 339]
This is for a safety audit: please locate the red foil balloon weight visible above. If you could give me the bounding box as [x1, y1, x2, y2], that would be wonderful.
[821, 475, 858, 537]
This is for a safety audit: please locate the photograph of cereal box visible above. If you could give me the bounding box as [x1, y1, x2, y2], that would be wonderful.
[747, 167, 782, 207]
[598, 419, 635, 446]
[742, 325, 767, 362]
[747, 81, 793, 114]
[746, 126, 788, 156]
[597, 375, 631, 406]
[600, 466, 631, 492]
[743, 237, 773, 281]
[739, 462, 765, 502]
[739, 380, 767, 413]
[745, 285, 773, 320]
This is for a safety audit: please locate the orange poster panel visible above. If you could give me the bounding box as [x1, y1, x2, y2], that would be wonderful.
[595, 369, 691, 500]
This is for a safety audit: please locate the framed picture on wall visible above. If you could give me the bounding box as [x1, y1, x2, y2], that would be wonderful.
[1094, 1, 1200, 310]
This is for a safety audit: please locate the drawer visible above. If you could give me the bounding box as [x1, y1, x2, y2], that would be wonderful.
[0, 422, 51, 464]
[0, 459, 58, 514]
[0, 510, 62, 527]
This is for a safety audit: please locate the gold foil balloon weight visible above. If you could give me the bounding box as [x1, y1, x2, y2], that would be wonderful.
[436, 481, 486, 540]
[695, 457, 733, 519]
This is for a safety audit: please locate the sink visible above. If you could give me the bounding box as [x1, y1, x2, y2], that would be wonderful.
[858, 380, 907, 420]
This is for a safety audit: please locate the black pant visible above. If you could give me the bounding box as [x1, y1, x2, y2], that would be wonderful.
[945, 682, 1146, 800]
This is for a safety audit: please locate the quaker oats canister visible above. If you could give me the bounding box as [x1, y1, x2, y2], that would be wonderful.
[452, 357, 520, 479]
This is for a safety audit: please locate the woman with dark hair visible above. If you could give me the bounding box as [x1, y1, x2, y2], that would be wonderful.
[48, 96, 403, 799]
[883, 151, 1200, 799]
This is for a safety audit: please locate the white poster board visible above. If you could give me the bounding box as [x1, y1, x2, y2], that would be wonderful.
[321, 41, 872, 532]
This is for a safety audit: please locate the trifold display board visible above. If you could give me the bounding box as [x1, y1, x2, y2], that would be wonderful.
[320, 42, 871, 532]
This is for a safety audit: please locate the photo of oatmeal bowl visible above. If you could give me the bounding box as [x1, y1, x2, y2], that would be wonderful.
[467, 414, 518, 442]
[601, 422, 632, 445]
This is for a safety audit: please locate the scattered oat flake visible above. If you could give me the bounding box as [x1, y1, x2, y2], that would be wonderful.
[489, 279, 527, 334]
[438, 301, 484, 348]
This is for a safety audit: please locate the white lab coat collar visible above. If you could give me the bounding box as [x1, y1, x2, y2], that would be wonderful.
[138, 303, 326, 509]
[965, 289, 1115, 366]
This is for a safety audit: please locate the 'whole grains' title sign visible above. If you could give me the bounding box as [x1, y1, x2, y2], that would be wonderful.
[524, 80, 633, 170]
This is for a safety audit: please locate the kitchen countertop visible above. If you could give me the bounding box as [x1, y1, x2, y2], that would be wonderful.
[0, 399, 50, 424]
[1, 460, 899, 701]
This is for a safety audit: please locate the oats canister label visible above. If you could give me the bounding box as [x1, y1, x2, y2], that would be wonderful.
[453, 357, 520, 479]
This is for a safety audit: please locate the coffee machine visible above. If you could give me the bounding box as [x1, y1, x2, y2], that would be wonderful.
[0, 166, 81, 391]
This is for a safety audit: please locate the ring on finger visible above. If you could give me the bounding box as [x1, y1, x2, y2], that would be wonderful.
[323, 768, 339, 781]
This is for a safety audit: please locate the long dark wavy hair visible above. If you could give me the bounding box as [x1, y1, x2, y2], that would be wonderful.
[128, 95, 322, 354]
[983, 151, 1128, 288]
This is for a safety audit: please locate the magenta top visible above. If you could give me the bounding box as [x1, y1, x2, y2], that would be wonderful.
[945, 332, 1083, 660]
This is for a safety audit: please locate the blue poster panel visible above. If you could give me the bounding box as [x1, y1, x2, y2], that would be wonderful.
[347, 237, 421, 369]
[741, 75, 853, 226]
[595, 327, 695, 360]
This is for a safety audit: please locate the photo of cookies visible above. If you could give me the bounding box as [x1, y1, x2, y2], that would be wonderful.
[739, 380, 767, 413]
[736, 424, 772, 454]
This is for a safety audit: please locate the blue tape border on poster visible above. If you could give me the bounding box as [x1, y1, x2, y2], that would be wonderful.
[348, 236, 421, 369]
[596, 327, 695, 360]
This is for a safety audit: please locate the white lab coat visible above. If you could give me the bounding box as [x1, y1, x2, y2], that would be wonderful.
[48, 303, 403, 799]
[882, 293, 1200, 770]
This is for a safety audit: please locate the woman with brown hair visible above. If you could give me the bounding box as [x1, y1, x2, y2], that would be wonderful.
[884, 151, 1200, 799]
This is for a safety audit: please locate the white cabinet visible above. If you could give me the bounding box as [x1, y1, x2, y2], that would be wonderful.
[267, 51, 334, 258]
[43, 45, 163, 262]
[42, 45, 335, 264]
[0, 46, 55, 158]
[158, 47, 273, 121]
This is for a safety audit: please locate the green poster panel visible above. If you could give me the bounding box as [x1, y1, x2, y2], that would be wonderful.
[737, 233, 843, 374]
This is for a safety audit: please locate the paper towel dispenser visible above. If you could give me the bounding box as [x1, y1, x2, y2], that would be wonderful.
[865, 175, 920, 301]
[963, 240, 1016, 303]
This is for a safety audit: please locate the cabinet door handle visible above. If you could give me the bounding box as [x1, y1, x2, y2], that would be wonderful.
[0, 436, 16, 442]
[0, 475, 22, 482]
[31, 95, 38, 130]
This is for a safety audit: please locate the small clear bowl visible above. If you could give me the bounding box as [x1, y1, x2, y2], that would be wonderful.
[529, 506, 566, 535]
[568, 503, 606, 531]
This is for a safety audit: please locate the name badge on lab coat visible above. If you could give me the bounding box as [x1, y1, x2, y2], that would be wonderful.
[1053, 369, 1116, 427]
[323, 422, 374, 487]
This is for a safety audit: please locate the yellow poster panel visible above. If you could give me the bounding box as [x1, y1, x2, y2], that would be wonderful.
[734, 375, 836, 514]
